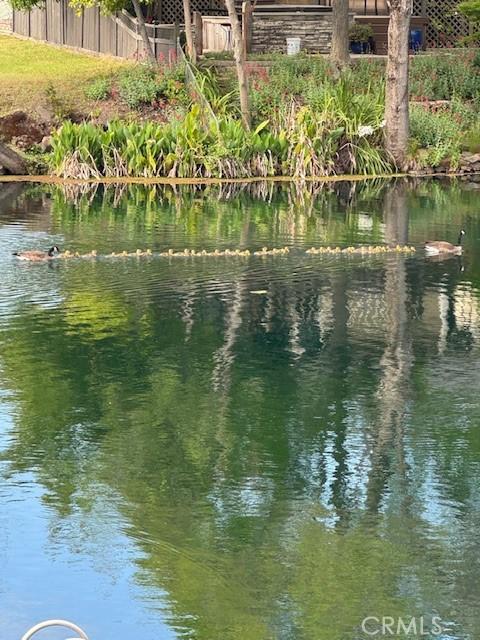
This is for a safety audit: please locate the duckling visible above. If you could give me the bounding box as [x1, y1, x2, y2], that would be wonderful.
[13, 246, 61, 261]
[424, 229, 465, 255]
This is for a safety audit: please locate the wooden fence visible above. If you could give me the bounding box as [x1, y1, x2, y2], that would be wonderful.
[202, 16, 232, 53]
[12, 1, 177, 60]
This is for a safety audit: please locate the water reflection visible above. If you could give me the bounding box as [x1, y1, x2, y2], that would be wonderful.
[0, 179, 480, 639]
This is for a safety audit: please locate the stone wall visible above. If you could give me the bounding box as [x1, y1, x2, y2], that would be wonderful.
[0, 0, 12, 32]
[250, 8, 333, 54]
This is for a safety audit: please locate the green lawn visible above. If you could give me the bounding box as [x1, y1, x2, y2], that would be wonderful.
[0, 34, 128, 116]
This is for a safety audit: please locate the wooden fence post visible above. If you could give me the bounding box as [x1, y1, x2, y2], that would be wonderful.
[60, 0, 63, 44]
[242, 0, 252, 56]
[193, 11, 203, 58]
[173, 21, 179, 63]
[97, 5, 101, 51]
[115, 12, 118, 56]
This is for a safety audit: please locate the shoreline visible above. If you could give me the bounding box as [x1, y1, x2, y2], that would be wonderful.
[0, 171, 460, 185]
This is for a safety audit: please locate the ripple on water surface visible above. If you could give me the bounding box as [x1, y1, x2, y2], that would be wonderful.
[0, 180, 480, 640]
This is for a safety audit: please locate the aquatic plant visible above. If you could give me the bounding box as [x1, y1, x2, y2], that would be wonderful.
[51, 88, 392, 179]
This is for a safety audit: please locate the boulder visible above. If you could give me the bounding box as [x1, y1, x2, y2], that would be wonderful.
[0, 142, 27, 175]
[460, 152, 480, 166]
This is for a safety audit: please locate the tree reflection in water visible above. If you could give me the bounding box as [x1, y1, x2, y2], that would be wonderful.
[0, 178, 480, 639]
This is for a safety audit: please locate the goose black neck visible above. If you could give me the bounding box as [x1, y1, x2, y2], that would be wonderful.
[458, 233, 464, 246]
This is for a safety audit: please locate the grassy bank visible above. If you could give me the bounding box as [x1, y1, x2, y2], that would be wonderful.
[233, 51, 480, 169]
[3, 38, 480, 178]
[48, 51, 480, 179]
[0, 34, 128, 116]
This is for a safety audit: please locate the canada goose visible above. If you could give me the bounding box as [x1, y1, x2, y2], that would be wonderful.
[424, 230, 465, 255]
[13, 246, 60, 261]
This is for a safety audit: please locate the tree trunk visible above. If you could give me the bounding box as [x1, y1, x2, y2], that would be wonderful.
[182, 0, 196, 62]
[224, 0, 251, 129]
[131, 0, 156, 63]
[0, 142, 27, 175]
[331, 0, 350, 70]
[385, 0, 412, 169]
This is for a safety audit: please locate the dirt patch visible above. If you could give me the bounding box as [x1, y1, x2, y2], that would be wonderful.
[0, 111, 51, 149]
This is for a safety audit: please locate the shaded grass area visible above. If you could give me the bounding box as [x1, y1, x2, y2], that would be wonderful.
[0, 34, 128, 115]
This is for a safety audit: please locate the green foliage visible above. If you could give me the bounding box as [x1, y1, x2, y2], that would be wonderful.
[349, 23, 374, 43]
[195, 66, 238, 116]
[50, 94, 392, 179]
[84, 77, 111, 101]
[8, 0, 128, 12]
[410, 53, 480, 102]
[463, 121, 480, 152]
[458, 0, 480, 22]
[117, 65, 160, 109]
[157, 64, 190, 105]
[473, 49, 480, 69]
[409, 105, 463, 168]
[7, 0, 40, 8]
[117, 63, 189, 109]
[45, 82, 72, 121]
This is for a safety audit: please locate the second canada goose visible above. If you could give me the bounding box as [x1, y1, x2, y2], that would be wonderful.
[424, 230, 465, 255]
[13, 246, 61, 261]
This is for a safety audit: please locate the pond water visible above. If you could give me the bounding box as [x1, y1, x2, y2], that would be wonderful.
[0, 178, 480, 640]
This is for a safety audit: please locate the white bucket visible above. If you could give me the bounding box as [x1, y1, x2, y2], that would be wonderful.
[286, 37, 301, 55]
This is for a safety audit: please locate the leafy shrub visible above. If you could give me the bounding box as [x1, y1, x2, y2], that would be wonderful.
[350, 59, 385, 89]
[349, 23, 373, 43]
[157, 64, 190, 105]
[462, 121, 480, 153]
[45, 83, 72, 121]
[410, 105, 463, 167]
[117, 64, 189, 109]
[472, 48, 480, 69]
[118, 65, 161, 109]
[449, 96, 478, 130]
[85, 77, 111, 101]
[249, 56, 332, 120]
[410, 53, 480, 101]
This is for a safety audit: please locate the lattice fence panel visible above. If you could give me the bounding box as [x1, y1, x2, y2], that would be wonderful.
[412, 0, 422, 15]
[160, 0, 226, 24]
[414, 0, 470, 47]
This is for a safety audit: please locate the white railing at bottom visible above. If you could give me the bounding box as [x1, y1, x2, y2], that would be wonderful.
[21, 619, 89, 640]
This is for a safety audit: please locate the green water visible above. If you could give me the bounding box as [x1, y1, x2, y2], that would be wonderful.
[1, 178, 480, 640]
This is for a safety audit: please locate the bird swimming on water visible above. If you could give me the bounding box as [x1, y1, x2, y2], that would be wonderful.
[424, 230, 465, 256]
[13, 246, 61, 261]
